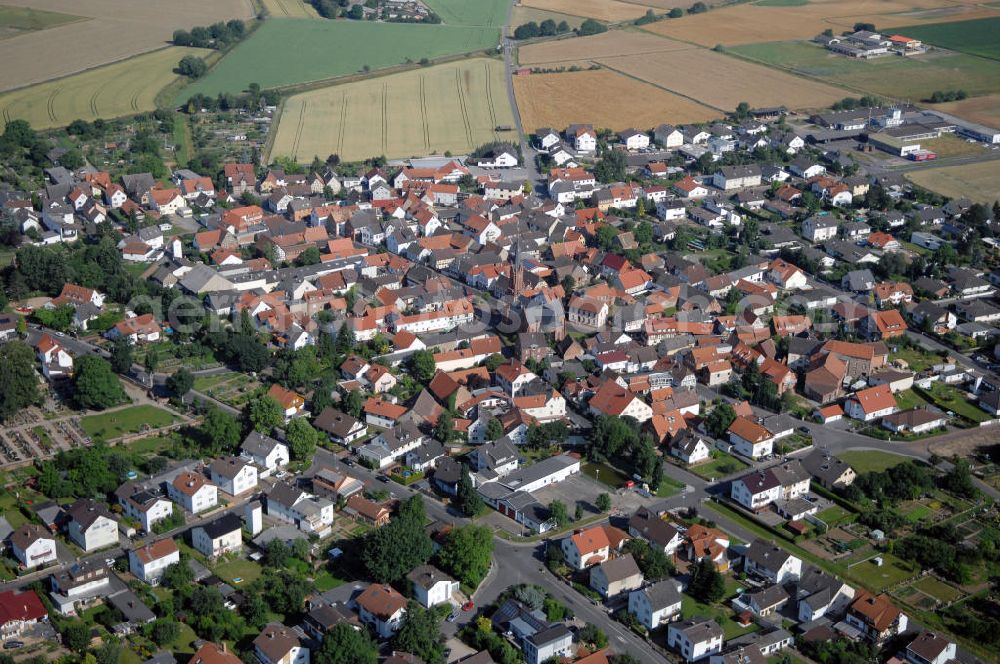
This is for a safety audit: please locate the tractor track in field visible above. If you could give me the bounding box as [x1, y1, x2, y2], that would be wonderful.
[337, 94, 347, 156]
[484, 61, 498, 136]
[291, 99, 307, 158]
[46, 87, 61, 123]
[454, 68, 473, 146]
[418, 75, 430, 151]
[381, 83, 388, 154]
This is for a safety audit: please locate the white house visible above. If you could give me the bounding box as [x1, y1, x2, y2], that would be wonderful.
[727, 416, 774, 459]
[254, 623, 309, 664]
[668, 618, 725, 662]
[629, 580, 683, 630]
[905, 631, 956, 664]
[191, 513, 242, 558]
[117, 484, 174, 533]
[65, 499, 119, 552]
[209, 456, 259, 496]
[9, 525, 57, 570]
[356, 584, 408, 638]
[619, 129, 650, 151]
[744, 539, 802, 584]
[561, 525, 615, 570]
[240, 432, 290, 475]
[265, 483, 335, 536]
[844, 384, 897, 422]
[168, 471, 219, 514]
[801, 216, 839, 243]
[731, 469, 782, 511]
[670, 430, 711, 465]
[128, 539, 180, 585]
[407, 565, 460, 608]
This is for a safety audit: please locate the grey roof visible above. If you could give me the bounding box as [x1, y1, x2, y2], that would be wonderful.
[499, 454, 578, 491]
[769, 459, 810, 487]
[108, 589, 156, 623]
[198, 513, 242, 539]
[640, 579, 682, 611]
[801, 450, 853, 486]
[672, 617, 724, 642]
[526, 624, 571, 647]
[595, 553, 642, 583]
[407, 564, 456, 590]
[746, 584, 790, 609]
[745, 539, 794, 572]
[241, 431, 284, 457]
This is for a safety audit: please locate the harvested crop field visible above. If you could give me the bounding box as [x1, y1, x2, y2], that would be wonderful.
[598, 47, 849, 111]
[519, 0, 649, 22]
[0, 46, 210, 129]
[514, 69, 719, 132]
[261, 0, 319, 19]
[640, 0, 998, 47]
[518, 29, 690, 66]
[0, 0, 253, 91]
[934, 93, 1000, 127]
[269, 58, 515, 162]
[905, 161, 1000, 204]
[179, 18, 500, 100]
[730, 40, 1000, 100]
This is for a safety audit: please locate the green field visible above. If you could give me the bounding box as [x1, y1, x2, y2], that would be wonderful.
[893, 17, 1000, 61]
[424, 0, 509, 26]
[911, 575, 963, 602]
[921, 383, 991, 424]
[837, 450, 911, 473]
[178, 18, 500, 100]
[688, 454, 750, 481]
[729, 40, 1000, 100]
[80, 405, 180, 441]
[0, 46, 210, 129]
[269, 58, 514, 161]
[846, 553, 919, 591]
[0, 5, 85, 35]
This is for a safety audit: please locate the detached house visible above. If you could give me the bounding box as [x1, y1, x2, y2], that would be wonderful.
[240, 431, 290, 475]
[254, 623, 309, 664]
[9, 525, 57, 570]
[192, 513, 242, 558]
[356, 584, 408, 638]
[590, 553, 643, 598]
[846, 591, 908, 644]
[629, 579, 682, 630]
[712, 165, 761, 191]
[209, 456, 259, 496]
[65, 499, 118, 552]
[407, 565, 460, 608]
[844, 384, 897, 421]
[128, 539, 180, 585]
[561, 525, 629, 570]
[168, 471, 218, 514]
[743, 539, 802, 584]
[727, 416, 773, 459]
[668, 618, 724, 662]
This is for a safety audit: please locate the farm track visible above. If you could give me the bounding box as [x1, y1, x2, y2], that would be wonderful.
[46, 87, 60, 123]
[418, 76, 430, 150]
[381, 83, 388, 154]
[290, 99, 307, 158]
[337, 95, 348, 156]
[454, 68, 474, 145]
[484, 60, 498, 136]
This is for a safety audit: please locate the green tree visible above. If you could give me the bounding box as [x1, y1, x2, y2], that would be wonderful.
[549, 500, 569, 528]
[286, 417, 320, 462]
[315, 624, 378, 664]
[247, 395, 283, 433]
[201, 407, 241, 453]
[485, 417, 503, 441]
[434, 411, 454, 443]
[596, 493, 612, 512]
[74, 355, 128, 410]
[688, 558, 725, 603]
[166, 368, 194, 396]
[409, 350, 436, 383]
[177, 55, 208, 78]
[455, 468, 486, 517]
[61, 620, 91, 653]
[0, 341, 40, 421]
[393, 602, 444, 664]
[437, 524, 494, 588]
[109, 336, 134, 374]
[578, 624, 608, 650]
[362, 495, 434, 583]
[342, 388, 364, 418]
[296, 246, 321, 266]
[704, 403, 736, 438]
[149, 619, 180, 646]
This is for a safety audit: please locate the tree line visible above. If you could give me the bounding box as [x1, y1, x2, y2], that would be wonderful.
[172, 20, 247, 49]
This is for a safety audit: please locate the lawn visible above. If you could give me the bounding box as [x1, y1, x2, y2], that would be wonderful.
[0, 46, 212, 129]
[314, 569, 346, 592]
[655, 475, 685, 498]
[269, 58, 515, 162]
[178, 18, 501, 100]
[688, 454, 749, 481]
[888, 345, 940, 372]
[582, 461, 629, 488]
[901, 502, 933, 523]
[80, 405, 180, 441]
[892, 17, 1000, 60]
[911, 575, 963, 603]
[0, 492, 28, 529]
[922, 383, 991, 424]
[837, 450, 911, 473]
[905, 160, 1000, 205]
[895, 389, 930, 412]
[212, 557, 263, 585]
[128, 433, 180, 457]
[729, 39, 1000, 100]
[681, 579, 756, 640]
[846, 553, 919, 591]
[816, 505, 852, 526]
